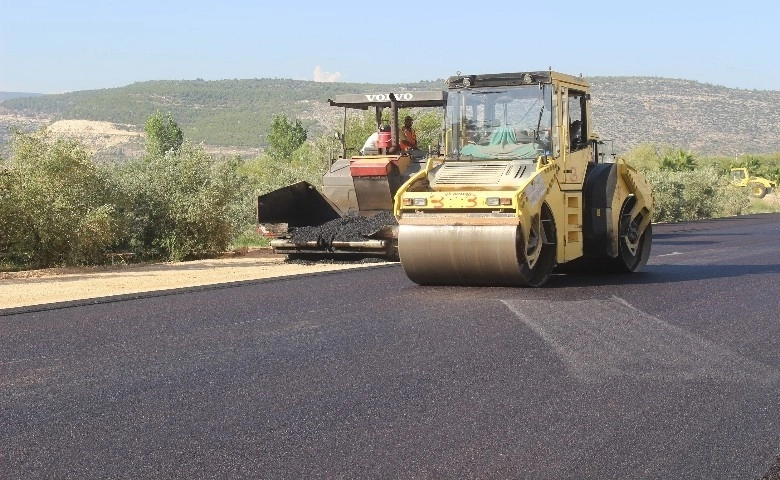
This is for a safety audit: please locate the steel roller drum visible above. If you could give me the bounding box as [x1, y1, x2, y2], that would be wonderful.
[397, 224, 525, 286]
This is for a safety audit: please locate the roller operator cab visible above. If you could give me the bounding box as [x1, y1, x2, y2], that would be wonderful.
[394, 71, 654, 287]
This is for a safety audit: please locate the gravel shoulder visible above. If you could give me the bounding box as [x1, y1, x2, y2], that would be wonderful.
[0, 248, 385, 310]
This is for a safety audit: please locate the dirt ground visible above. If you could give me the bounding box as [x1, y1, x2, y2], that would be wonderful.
[0, 248, 386, 310]
[761, 191, 780, 206]
[46, 119, 262, 158]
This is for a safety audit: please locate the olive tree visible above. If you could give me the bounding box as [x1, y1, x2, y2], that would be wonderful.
[115, 143, 248, 261]
[2, 128, 120, 267]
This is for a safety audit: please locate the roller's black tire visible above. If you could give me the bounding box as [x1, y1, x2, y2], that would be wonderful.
[610, 198, 652, 273]
[516, 203, 557, 287]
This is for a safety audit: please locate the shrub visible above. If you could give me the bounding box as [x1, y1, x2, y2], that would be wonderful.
[114, 143, 250, 261]
[239, 137, 334, 195]
[1, 129, 120, 267]
[644, 167, 749, 222]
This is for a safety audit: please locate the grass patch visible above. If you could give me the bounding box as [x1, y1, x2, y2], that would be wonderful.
[231, 226, 270, 249]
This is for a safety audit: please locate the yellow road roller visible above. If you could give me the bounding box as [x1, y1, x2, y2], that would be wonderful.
[393, 70, 653, 287]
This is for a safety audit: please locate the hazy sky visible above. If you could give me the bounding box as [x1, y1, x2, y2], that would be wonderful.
[1, 0, 778, 93]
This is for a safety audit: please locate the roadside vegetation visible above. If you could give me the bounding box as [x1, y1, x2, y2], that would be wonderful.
[623, 144, 780, 222]
[1, 111, 778, 271]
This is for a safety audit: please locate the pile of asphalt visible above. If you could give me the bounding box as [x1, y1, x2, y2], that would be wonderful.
[289, 211, 397, 246]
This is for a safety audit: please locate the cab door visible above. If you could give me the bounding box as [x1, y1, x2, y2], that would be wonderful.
[560, 86, 590, 186]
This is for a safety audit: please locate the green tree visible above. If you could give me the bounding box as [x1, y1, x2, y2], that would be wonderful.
[406, 109, 444, 152]
[659, 148, 697, 172]
[145, 110, 183, 156]
[266, 114, 307, 161]
[623, 143, 662, 170]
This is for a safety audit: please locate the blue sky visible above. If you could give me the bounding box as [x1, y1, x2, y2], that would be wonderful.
[1, 0, 778, 93]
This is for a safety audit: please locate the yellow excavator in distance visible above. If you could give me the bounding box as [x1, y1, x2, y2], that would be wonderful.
[729, 167, 776, 199]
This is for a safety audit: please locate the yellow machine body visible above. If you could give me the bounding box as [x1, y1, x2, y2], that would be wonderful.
[729, 167, 776, 199]
[394, 71, 654, 287]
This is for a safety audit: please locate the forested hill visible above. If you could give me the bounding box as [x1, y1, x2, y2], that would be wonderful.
[0, 78, 441, 151]
[2, 76, 779, 157]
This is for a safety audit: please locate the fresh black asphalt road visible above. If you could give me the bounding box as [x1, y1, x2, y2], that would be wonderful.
[2, 214, 779, 479]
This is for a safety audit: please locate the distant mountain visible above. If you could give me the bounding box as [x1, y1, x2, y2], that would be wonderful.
[1, 76, 778, 159]
[0, 91, 44, 102]
[588, 77, 780, 157]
